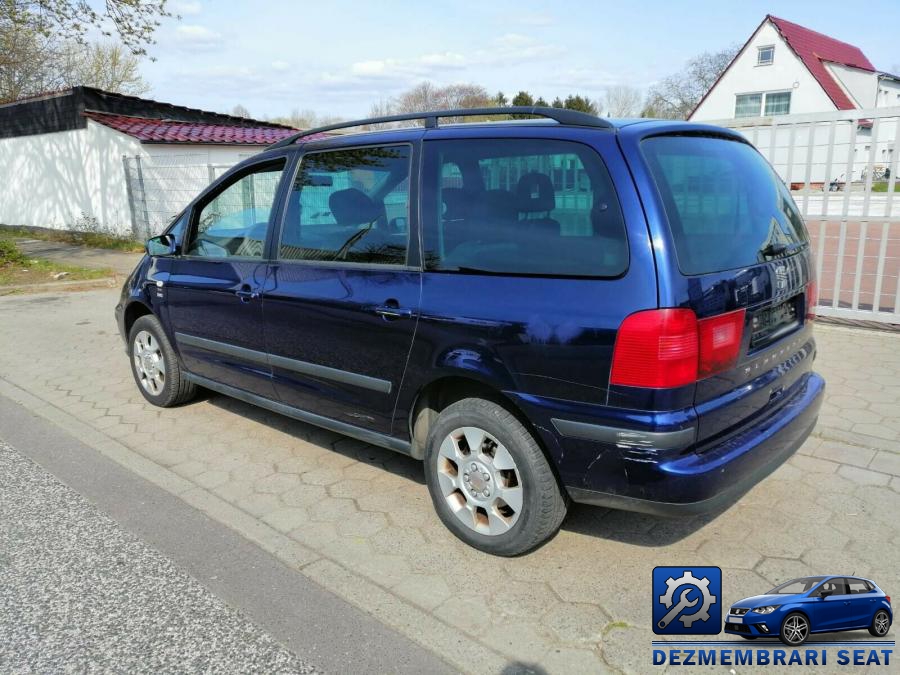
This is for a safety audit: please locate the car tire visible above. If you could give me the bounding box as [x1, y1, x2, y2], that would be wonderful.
[423, 397, 568, 556]
[869, 609, 891, 637]
[128, 314, 197, 408]
[779, 612, 810, 646]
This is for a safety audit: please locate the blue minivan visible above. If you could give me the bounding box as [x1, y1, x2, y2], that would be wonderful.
[116, 107, 824, 555]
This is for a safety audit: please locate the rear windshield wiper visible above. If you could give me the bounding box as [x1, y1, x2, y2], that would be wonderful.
[759, 241, 805, 260]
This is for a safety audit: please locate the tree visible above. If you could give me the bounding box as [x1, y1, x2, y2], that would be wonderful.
[270, 108, 344, 130]
[563, 94, 598, 115]
[3, 0, 174, 56]
[231, 104, 251, 118]
[602, 84, 642, 117]
[644, 44, 739, 119]
[534, 96, 548, 107]
[368, 82, 493, 125]
[511, 90, 534, 107]
[0, 27, 150, 102]
[59, 41, 150, 95]
[551, 97, 563, 108]
[494, 91, 508, 106]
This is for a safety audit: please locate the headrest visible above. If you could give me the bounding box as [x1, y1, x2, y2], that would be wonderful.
[516, 172, 555, 213]
[442, 187, 471, 220]
[329, 188, 380, 226]
[478, 190, 518, 221]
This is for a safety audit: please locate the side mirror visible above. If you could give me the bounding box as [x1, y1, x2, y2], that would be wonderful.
[819, 590, 833, 599]
[146, 233, 179, 257]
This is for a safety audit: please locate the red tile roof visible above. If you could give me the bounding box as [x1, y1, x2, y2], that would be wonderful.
[768, 15, 875, 110]
[83, 111, 301, 145]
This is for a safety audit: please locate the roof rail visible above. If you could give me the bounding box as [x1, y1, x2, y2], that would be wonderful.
[267, 106, 613, 149]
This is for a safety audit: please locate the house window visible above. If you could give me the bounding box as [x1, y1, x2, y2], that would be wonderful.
[764, 91, 791, 115]
[735, 93, 763, 117]
[757, 45, 775, 66]
[735, 91, 791, 118]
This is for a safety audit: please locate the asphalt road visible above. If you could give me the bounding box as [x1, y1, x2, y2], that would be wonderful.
[0, 395, 454, 674]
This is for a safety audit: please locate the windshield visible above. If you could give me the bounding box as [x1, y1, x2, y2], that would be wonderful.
[767, 576, 826, 594]
[642, 135, 809, 275]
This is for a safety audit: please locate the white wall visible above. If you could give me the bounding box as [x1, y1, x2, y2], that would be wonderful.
[0, 120, 265, 236]
[877, 78, 900, 108]
[826, 62, 878, 108]
[691, 21, 836, 120]
[0, 121, 141, 234]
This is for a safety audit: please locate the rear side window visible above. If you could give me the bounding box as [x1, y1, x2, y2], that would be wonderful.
[422, 139, 627, 277]
[279, 145, 410, 265]
[642, 135, 809, 275]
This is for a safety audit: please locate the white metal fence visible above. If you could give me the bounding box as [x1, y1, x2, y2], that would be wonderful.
[123, 155, 239, 240]
[712, 106, 899, 324]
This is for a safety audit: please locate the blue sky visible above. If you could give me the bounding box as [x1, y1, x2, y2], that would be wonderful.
[140, 0, 900, 120]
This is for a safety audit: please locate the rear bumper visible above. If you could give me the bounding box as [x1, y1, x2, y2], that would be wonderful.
[516, 371, 824, 516]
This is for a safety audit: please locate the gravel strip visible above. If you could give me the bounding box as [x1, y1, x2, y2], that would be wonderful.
[0, 440, 317, 674]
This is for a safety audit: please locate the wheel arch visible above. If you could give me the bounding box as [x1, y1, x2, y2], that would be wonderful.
[123, 300, 154, 337]
[407, 374, 550, 470]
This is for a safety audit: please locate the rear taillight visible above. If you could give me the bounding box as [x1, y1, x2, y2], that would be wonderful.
[806, 280, 818, 320]
[698, 309, 746, 378]
[610, 309, 698, 388]
[886, 595, 891, 604]
[610, 308, 746, 389]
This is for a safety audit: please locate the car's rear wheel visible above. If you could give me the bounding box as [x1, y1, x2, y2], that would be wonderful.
[869, 609, 891, 637]
[129, 314, 196, 407]
[423, 397, 567, 556]
[779, 613, 810, 646]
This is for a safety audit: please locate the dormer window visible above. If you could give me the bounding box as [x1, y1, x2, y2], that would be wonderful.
[757, 45, 775, 66]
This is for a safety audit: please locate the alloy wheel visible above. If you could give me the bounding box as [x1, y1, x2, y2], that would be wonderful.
[435, 426, 523, 536]
[783, 614, 809, 644]
[874, 610, 890, 636]
[132, 330, 166, 396]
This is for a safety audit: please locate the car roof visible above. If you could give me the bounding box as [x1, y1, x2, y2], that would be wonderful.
[248, 117, 746, 164]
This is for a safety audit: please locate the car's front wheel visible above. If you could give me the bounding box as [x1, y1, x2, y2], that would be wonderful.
[423, 397, 568, 556]
[869, 609, 891, 637]
[779, 612, 810, 646]
[128, 314, 197, 407]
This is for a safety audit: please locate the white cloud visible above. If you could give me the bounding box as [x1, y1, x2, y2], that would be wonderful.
[271, 60, 291, 72]
[175, 24, 224, 51]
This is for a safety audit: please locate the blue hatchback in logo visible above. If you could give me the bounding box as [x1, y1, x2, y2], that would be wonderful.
[653, 567, 722, 635]
[725, 575, 893, 646]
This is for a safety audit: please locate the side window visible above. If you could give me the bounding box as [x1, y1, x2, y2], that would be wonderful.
[422, 139, 627, 277]
[186, 161, 286, 258]
[846, 579, 872, 594]
[279, 145, 411, 265]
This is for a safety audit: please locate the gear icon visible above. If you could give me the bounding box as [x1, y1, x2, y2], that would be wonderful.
[658, 570, 717, 627]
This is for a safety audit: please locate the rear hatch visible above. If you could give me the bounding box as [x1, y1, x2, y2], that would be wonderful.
[641, 133, 816, 445]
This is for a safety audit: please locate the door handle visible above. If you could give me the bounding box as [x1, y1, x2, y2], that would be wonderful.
[373, 300, 413, 320]
[236, 284, 259, 303]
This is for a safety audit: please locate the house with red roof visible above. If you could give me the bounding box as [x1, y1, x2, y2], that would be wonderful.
[690, 15, 900, 121]
[0, 86, 299, 235]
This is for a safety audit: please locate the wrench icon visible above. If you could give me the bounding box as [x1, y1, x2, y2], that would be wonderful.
[658, 588, 698, 629]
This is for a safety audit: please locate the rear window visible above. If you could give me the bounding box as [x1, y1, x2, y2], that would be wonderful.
[422, 139, 628, 277]
[642, 135, 809, 275]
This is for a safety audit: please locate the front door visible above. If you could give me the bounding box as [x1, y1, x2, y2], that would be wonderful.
[812, 579, 851, 631]
[264, 143, 421, 435]
[166, 158, 288, 398]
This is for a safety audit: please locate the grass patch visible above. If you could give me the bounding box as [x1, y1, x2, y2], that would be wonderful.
[0, 237, 115, 287]
[0, 225, 144, 252]
[871, 182, 900, 193]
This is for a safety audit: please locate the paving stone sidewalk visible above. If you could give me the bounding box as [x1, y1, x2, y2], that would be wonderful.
[0, 289, 897, 673]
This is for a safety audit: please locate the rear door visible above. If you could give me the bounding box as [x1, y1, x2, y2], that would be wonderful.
[638, 133, 816, 445]
[166, 158, 287, 398]
[263, 143, 421, 435]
